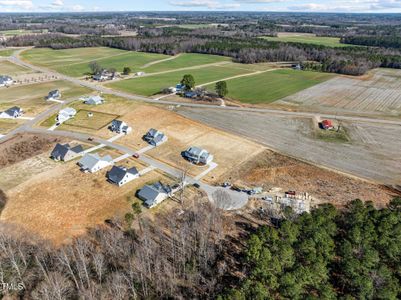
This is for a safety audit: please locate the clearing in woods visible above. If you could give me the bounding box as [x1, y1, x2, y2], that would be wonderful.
[278, 68, 401, 116]
[261, 32, 353, 48]
[205, 69, 334, 104]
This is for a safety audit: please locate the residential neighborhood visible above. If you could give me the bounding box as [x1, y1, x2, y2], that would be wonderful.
[56, 107, 77, 124]
[78, 153, 113, 173]
[0, 75, 13, 87]
[109, 119, 132, 134]
[107, 165, 139, 186]
[50, 143, 83, 161]
[182, 146, 214, 165]
[143, 128, 167, 146]
[0, 106, 23, 119]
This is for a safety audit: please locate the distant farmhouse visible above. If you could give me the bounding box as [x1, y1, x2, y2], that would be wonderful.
[50, 143, 83, 161]
[0, 106, 23, 119]
[182, 146, 213, 165]
[78, 153, 113, 173]
[83, 95, 104, 105]
[109, 120, 132, 134]
[47, 89, 61, 100]
[107, 165, 139, 186]
[0, 75, 13, 87]
[57, 107, 76, 124]
[137, 181, 172, 208]
[93, 70, 116, 81]
[143, 128, 167, 146]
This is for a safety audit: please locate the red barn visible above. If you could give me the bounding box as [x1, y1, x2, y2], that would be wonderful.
[321, 120, 334, 130]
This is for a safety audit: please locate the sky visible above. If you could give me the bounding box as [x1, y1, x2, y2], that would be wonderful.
[1, 0, 401, 13]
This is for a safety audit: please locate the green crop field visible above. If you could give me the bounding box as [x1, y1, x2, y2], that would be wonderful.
[261, 35, 351, 48]
[0, 61, 34, 76]
[205, 69, 334, 104]
[108, 64, 251, 96]
[141, 53, 230, 73]
[21, 47, 168, 77]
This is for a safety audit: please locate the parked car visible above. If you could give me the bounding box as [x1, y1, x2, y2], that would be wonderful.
[132, 153, 140, 158]
[222, 182, 231, 188]
[88, 137, 94, 141]
[193, 183, 201, 188]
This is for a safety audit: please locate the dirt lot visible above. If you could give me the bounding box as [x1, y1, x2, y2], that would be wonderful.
[177, 107, 401, 186]
[278, 68, 401, 117]
[224, 150, 398, 207]
[52, 100, 265, 180]
[0, 146, 173, 244]
[0, 134, 62, 169]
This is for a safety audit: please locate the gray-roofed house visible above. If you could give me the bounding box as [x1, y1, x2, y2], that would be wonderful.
[107, 165, 139, 186]
[182, 146, 213, 165]
[137, 182, 172, 208]
[50, 143, 83, 161]
[143, 128, 167, 146]
[0, 106, 23, 119]
[0, 75, 13, 87]
[83, 95, 104, 105]
[56, 107, 76, 124]
[109, 120, 132, 134]
[47, 89, 61, 100]
[78, 153, 113, 173]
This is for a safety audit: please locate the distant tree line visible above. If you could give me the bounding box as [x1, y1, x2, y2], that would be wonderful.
[342, 35, 401, 50]
[4, 33, 401, 76]
[219, 198, 401, 300]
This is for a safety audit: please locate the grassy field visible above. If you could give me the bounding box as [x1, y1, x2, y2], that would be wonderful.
[21, 47, 168, 77]
[205, 69, 334, 104]
[0, 49, 16, 57]
[108, 64, 251, 96]
[0, 80, 91, 115]
[261, 35, 350, 48]
[141, 53, 230, 73]
[0, 60, 34, 76]
[62, 109, 118, 130]
[0, 29, 42, 36]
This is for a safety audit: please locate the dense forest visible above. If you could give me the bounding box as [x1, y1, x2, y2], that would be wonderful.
[0, 198, 399, 299]
[220, 198, 401, 300]
[342, 36, 401, 49]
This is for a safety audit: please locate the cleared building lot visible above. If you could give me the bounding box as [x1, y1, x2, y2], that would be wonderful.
[0, 60, 36, 76]
[278, 68, 401, 116]
[177, 107, 401, 185]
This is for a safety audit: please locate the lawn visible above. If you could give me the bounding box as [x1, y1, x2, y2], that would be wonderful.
[141, 53, 230, 73]
[21, 47, 168, 77]
[205, 69, 334, 104]
[108, 64, 251, 96]
[62, 109, 119, 130]
[261, 35, 351, 48]
[0, 60, 34, 76]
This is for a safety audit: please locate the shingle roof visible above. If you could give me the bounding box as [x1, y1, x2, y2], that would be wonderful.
[79, 153, 112, 170]
[138, 182, 171, 205]
[107, 166, 138, 183]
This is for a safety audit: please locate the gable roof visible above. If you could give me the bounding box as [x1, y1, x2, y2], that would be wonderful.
[107, 166, 138, 183]
[79, 153, 112, 170]
[2, 106, 21, 116]
[51, 143, 83, 160]
[138, 182, 171, 204]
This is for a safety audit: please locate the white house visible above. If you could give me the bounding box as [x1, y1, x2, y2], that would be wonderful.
[78, 153, 113, 173]
[109, 120, 132, 134]
[107, 165, 139, 186]
[182, 146, 213, 165]
[137, 182, 172, 208]
[56, 107, 77, 124]
[0, 106, 23, 119]
[0, 75, 13, 87]
[83, 95, 104, 105]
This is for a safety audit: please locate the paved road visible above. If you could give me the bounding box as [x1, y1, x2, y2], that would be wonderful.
[9, 49, 401, 127]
